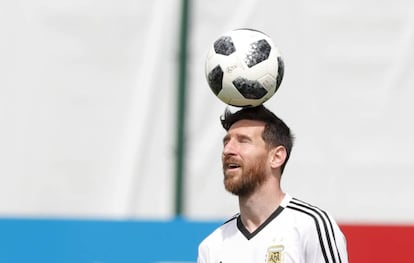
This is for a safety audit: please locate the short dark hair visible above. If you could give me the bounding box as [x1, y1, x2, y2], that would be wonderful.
[220, 105, 294, 174]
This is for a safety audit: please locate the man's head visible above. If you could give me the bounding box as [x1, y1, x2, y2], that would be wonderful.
[221, 105, 294, 174]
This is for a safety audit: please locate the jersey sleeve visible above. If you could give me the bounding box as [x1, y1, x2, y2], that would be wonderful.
[303, 213, 348, 263]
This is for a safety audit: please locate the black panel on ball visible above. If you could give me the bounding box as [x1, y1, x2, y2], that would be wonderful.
[214, 36, 236, 56]
[232, 77, 267, 99]
[244, 39, 271, 68]
[207, 65, 224, 95]
[276, 57, 284, 89]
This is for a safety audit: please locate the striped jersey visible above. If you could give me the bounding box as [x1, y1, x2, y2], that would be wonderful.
[197, 193, 348, 263]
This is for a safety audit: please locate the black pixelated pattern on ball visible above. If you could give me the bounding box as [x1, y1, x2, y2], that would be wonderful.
[245, 39, 271, 68]
[232, 77, 267, 99]
[276, 56, 284, 89]
[214, 36, 236, 56]
[207, 65, 224, 95]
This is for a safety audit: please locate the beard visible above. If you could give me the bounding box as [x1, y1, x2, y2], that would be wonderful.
[223, 156, 268, 197]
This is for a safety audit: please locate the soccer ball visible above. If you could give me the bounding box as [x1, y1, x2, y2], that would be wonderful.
[205, 28, 284, 107]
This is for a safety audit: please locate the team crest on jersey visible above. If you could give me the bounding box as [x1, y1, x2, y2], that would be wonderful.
[266, 244, 284, 263]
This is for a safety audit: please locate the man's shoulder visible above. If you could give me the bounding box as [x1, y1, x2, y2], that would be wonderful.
[284, 196, 332, 217]
[282, 195, 340, 231]
[211, 213, 239, 235]
[199, 213, 239, 245]
[281, 195, 348, 262]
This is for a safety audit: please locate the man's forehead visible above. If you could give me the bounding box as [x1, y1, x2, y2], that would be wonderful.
[229, 119, 266, 130]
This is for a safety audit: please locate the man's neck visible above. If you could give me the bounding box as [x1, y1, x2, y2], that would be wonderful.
[238, 184, 285, 233]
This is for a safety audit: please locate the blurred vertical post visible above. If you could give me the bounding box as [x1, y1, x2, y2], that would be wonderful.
[175, 0, 190, 216]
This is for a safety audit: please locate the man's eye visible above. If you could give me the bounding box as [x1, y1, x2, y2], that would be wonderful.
[239, 138, 250, 143]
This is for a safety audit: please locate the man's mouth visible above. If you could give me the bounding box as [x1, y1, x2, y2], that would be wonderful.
[224, 162, 241, 171]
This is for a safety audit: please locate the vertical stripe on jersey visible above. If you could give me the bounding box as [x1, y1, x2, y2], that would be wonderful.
[287, 198, 342, 263]
[286, 205, 329, 263]
[292, 198, 342, 263]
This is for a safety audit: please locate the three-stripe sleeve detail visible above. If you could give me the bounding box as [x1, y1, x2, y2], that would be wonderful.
[287, 198, 343, 263]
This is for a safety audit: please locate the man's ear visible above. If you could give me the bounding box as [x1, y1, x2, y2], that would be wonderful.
[270, 145, 287, 169]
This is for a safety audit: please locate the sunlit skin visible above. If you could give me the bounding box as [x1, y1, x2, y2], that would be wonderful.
[222, 119, 287, 233]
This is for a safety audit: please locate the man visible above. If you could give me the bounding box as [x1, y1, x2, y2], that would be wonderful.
[197, 105, 348, 263]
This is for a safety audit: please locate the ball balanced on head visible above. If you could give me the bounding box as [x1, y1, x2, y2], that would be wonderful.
[205, 28, 284, 108]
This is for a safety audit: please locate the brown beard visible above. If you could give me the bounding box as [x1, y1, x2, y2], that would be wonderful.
[223, 156, 267, 196]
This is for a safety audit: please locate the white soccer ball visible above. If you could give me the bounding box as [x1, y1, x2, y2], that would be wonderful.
[205, 28, 284, 107]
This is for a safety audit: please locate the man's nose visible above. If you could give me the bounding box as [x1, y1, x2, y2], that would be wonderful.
[222, 140, 236, 156]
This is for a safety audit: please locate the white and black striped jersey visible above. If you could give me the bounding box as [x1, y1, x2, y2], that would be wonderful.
[197, 193, 348, 263]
